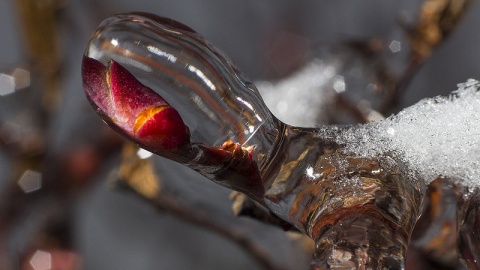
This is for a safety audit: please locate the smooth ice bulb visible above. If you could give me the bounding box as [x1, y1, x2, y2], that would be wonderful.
[83, 13, 424, 269]
[83, 13, 284, 199]
[84, 13, 278, 153]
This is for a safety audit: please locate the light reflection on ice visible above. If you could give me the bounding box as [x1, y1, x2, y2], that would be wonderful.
[137, 148, 153, 159]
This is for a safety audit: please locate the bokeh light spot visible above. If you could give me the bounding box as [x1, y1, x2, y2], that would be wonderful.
[0, 73, 15, 96]
[12, 68, 31, 89]
[333, 76, 346, 93]
[18, 170, 42, 193]
[0, 121, 22, 144]
[29, 250, 51, 270]
[389, 40, 401, 53]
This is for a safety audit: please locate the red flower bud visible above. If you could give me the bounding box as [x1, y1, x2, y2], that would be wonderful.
[82, 56, 190, 150]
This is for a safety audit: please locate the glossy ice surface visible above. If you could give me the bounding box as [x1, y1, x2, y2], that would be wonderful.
[82, 13, 479, 269]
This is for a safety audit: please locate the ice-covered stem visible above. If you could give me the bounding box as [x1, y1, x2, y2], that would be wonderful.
[82, 13, 425, 268]
[261, 126, 423, 269]
[457, 189, 480, 269]
[410, 178, 460, 267]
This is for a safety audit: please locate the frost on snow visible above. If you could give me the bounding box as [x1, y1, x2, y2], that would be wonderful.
[333, 79, 480, 188]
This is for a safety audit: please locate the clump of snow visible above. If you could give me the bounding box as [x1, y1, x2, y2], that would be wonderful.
[333, 79, 480, 188]
[256, 59, 335, 127]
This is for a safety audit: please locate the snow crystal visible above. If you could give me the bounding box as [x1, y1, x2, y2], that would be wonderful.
[333, 79, 480, 189]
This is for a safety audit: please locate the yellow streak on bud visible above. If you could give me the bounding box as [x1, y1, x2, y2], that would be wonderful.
[106, 66, 111, 90]
[133, 105, 169, 136]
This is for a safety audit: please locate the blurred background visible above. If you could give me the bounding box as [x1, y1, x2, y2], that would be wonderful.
[1, 1, 480, 269]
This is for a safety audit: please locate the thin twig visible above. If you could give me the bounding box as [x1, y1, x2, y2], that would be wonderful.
[114, 144, 288, 270]
[116, 180, 286, 270]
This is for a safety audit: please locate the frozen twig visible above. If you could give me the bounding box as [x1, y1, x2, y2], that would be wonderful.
[114, 144, 290, 270]
[381, 0, 474, 114]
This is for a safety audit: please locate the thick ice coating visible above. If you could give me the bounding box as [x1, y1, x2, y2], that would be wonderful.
[333, 79, 480, 189]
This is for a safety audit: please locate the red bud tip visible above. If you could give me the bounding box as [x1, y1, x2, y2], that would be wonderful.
[134, 105, 190, 149]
